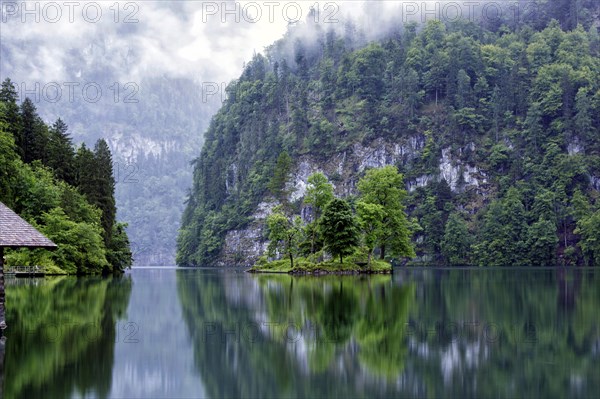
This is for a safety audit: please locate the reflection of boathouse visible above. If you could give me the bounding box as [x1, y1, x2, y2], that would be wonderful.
[1, 201, 57, 397]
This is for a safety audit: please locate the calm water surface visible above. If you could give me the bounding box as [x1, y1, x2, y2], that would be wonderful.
[3, 267, 600, 398]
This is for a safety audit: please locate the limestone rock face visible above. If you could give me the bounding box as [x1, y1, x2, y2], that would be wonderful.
[218, 137, 486, 266]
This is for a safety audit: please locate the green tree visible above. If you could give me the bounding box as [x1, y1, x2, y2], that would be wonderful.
[474, 188, 528, 266]
[419, 195, 445, 256]
[575, 210, 600, 266]
[76, 140, 117, 246]
[92, 139, 117, 245]
[19, 98, 49, 164]
[304, 172, 334, 220]
[106, 222, 133, 271]
[575, 87, 593, 144]
[268, 151, 292, 201]
[455, 69, 472, 109]
[39, 207, 109, 274]
[47, 118, 76, 185]
[303, 172, 334, 253]
[319, 198, 359, 263]
[401, 68, 424, 118]
[357, 166, 414, 260]
[356, 201, 385, 266]
[0, 78, 23, 157]
[0, 112, 19, 205]
[266, 207, 303, 268]
[441, 212, 472, 266]
[526, 218, 558, 266]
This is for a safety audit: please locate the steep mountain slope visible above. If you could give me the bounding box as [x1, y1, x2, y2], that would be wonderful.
[179, 4, 600, 267]
[1, 45, 219, 265]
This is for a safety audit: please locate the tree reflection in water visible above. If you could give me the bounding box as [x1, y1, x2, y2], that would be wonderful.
[3, 275, 131, 399]
[177, 268, 600, 398]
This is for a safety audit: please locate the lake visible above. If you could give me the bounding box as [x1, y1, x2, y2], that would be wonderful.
[2, 267, 600, 398]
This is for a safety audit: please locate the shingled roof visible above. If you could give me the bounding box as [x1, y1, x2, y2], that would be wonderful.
[0, 202, 57, 248]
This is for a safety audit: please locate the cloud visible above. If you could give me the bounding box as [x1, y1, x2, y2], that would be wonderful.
[0, 1, 391, 90]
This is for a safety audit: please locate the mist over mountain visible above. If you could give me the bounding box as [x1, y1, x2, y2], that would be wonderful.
[177, 0, 600, 267]
[3, 1, 599, 265]
[0, 0, 388, 264]
[0, 1, 294, 264]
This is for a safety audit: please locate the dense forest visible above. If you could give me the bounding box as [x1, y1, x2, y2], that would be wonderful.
[178, 1, 600, 267]
[0, 79, 132, 274]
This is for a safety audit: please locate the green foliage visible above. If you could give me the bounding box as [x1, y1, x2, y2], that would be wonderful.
[575, 210, 600, 266]
[304, 172, 334, 220]
[268, 151, 292, 201]
[266, 207, 303, 268]
[0, 117, 19, 206]
[0, 77, 131, 273]
[356, 201, 385, 265]
[441, 212, 472, 265]
[474, 188, 528, 266]
[47, 118, 76, 185]
[357, 166, 414, 260]
[527, 217, 559, 266]
[106, 222, 134, 271]
[39, 207, 109, 274]
[319, 198, 359, 263]
[178, 6, 600, 267]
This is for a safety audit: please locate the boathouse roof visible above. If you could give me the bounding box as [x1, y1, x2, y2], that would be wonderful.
[0, 202, 57, 248]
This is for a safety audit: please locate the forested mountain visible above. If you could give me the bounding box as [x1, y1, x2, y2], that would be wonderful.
[0, 6, 221, 265]
[0, 79, 132, 274]
[178, 1, 600, 267]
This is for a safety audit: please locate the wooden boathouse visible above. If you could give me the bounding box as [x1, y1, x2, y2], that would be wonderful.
[0, 202, 57, 331]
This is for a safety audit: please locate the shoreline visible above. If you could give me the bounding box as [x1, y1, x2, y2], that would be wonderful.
[247, 259, 393, 275]
[247, 268, 392, 275]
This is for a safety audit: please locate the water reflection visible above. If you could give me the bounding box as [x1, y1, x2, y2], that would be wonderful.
[178, 268, 600, 398]
[107, 268, 205, 399]
[4, 275, 131, 399]
[178, 270, 417, 398]
[1, 268, 599, 398]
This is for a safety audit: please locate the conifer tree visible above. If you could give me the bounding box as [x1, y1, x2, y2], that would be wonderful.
[48, 118, 76, 185]
[93, 139, 117, 246]
[0, 78, 23, 157]
[19, 98, 49, 164]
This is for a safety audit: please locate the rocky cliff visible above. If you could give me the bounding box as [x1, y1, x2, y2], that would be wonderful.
[178, 10, 600, 267]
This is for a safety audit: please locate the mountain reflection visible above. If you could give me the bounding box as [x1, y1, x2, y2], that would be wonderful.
[177, 268, 600, 398]
[2, 268, 598, 398]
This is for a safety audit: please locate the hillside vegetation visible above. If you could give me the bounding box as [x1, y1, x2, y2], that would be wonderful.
[0, 79, 132, 274]
[178, 3, 600, 267]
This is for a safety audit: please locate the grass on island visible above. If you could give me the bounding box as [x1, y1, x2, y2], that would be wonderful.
[249, 251, 392, 274]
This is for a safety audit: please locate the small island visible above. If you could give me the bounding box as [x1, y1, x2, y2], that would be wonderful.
[248, 258, 392, 275]
[249, 165, 413, 275]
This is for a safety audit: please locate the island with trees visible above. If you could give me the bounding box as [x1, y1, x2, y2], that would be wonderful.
[249, 166, 414, 274]
[178, 9, 600, 269]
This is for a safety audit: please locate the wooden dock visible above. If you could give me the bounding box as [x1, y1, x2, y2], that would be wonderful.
[4, 266, 45, 277]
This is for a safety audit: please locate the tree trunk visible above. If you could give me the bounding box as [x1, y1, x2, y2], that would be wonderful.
[289, 253, 294, 269]
[367, 250, 372, 266]
[340, 254, 343, 264]
[380, 244, 386, 260]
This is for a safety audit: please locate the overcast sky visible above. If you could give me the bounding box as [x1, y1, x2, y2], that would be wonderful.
[0, 1, 385, 90]
[0, 1, 509, 109]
